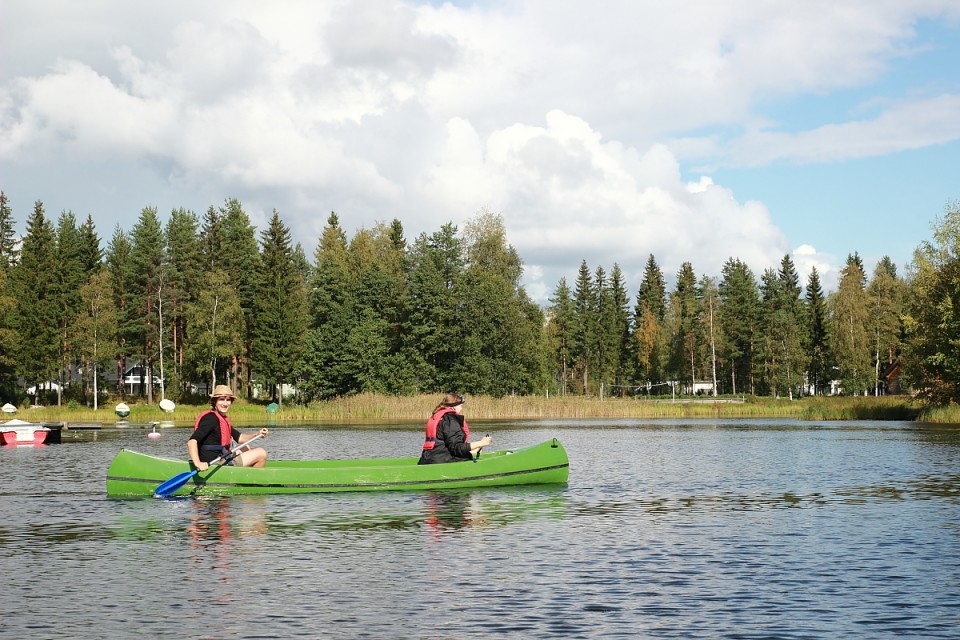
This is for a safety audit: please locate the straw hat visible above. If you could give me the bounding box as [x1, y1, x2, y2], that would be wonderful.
[210, 384, 237, 400]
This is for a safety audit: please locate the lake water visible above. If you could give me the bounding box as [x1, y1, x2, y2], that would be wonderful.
[1, 418, 958, 639]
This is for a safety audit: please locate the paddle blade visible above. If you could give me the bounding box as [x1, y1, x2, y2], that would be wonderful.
[154, 469, 199, 498]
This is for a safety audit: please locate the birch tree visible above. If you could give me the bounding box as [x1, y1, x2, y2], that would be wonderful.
[74, 272, 118, 409]
[902, 202, 960, 403]
[866, 257, 904, 395]
[186, 270, 243, 391]
[830, 253, 872, 395]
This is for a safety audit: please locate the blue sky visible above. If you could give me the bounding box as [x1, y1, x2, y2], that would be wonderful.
[710, 145, 955, 276]
[1, 1, 958, 301]
[702, 17, 960, 278]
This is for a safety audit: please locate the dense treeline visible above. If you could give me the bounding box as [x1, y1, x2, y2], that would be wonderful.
[0, 190, 957, 407]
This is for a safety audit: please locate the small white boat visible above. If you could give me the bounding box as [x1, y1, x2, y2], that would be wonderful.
[1, 419, 53, 446]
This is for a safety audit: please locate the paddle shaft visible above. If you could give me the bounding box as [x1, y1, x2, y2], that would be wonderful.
[154, 433, 265, 497]
[474, 433, 491, 461]
[208, 432, 265, 467]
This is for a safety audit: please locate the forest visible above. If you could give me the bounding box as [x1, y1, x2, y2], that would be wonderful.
[0, 190, 958, 408]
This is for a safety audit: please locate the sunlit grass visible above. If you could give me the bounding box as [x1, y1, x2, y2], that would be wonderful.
[796, 395, 924, 421]
[8, 392, 935, 426]
[914, 403, 960, 424]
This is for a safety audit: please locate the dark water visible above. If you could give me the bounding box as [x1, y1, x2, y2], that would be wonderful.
[2, 419, 959, 639]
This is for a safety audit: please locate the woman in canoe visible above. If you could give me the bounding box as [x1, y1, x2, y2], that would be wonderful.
[188, 384, 269, 471]
[418, 392, 491, 464]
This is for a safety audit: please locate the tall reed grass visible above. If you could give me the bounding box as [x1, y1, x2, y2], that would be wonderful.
[913, 403, 960, 424]
[11, 392, 936, 426]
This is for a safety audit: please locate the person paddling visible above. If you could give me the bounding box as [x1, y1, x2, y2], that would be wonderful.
[417, 392, 491, 464]
[188, 384, 268, 470]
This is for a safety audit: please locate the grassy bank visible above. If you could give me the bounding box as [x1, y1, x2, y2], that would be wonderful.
[10, 393, 946, 426]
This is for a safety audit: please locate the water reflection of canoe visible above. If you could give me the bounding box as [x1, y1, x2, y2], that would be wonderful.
[106, 439, 569, 498]
[421, 487, 568, 536]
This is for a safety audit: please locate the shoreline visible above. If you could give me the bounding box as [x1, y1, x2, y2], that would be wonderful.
[6, 393, 945, 426]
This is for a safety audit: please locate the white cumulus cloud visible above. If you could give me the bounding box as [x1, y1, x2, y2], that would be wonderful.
[0, 0, 957, 301]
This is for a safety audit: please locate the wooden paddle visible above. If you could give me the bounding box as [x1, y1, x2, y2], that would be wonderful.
[154, 433, 265, 498]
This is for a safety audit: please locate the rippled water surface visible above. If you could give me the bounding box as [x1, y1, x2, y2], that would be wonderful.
[2, 419, 959, 639]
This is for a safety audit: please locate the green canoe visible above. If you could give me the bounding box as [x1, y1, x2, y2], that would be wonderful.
[106, 438, 569, 497]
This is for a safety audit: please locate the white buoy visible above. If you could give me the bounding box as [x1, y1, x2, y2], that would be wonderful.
[159, 398, 175, 413]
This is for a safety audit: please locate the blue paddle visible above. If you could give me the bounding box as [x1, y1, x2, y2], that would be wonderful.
[154, 433, 264, 498]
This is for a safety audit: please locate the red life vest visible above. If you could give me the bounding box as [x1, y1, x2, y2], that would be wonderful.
[422, 407, 470, 450]
[193, 409, 232, 447]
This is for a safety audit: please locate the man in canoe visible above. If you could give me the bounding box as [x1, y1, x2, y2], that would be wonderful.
[418, 392, 491, 464]
[188, 384, 269, 470]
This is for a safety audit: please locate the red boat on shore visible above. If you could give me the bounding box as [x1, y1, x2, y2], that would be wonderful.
[0, 419, 59, 446]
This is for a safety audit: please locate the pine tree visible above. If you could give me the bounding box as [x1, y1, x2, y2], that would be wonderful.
[772, 255, 807, 398]
[129, 207, 166, 402]
[253, 210, 308, 403]
[12, 201, 60, 400]
[54, 211, 86, 404]
[778, 255, 802, 305]
[200, 205, 224, 272]
[633, 254, 667, 391]
[106, 226, 137, 396]
[78, 214, 103, 273]
[804, 267, 833, 395]
[609, 264, 632, 396]
[571, 260, 596, 394]
[757, 264, 804, 398]
[292, 243, 311, 281]
[593, 265, 615, 394]
[403, 222, 466, 393]
[718, 258, 759, 395]
[164, 208, 203, 398]
[344, 221, 415, 393]
[219, 198, 262, 397]
[667, 262, 699, 392]
[637, 254, 666, 320]
[0, 192, 19, 269]
[547, 277, 575, 396]
[383, 219, 415, 391]
[698, 275, 720, 396]
[301, 212, 355, 399]
[0, 270, 20, 397]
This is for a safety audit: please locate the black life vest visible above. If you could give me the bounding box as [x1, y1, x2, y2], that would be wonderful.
[422, 407, 470, 450]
